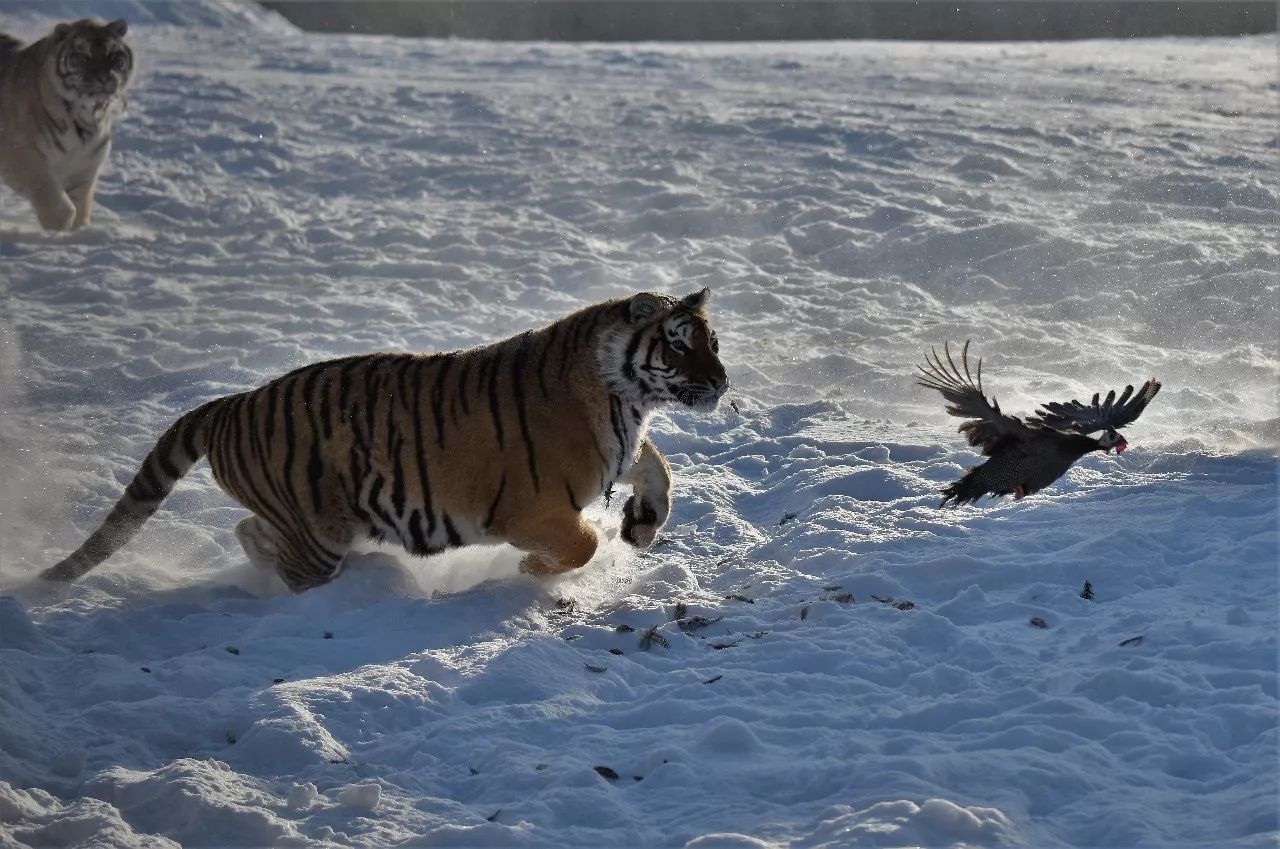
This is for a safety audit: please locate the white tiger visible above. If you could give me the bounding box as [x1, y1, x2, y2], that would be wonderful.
[0, 18, 133, 231]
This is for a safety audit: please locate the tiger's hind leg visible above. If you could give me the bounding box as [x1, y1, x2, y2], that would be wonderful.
[234, 515, 279, 572]
[511, 512, 599, 576]
[233, 515, 351, 592]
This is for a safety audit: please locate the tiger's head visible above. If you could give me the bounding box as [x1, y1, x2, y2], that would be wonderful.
[604, 288, 729, 413]
[48, 19, 132, 104]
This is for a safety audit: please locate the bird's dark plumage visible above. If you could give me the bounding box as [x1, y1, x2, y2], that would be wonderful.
[915, 341, 1032, 456]
[917, 342, 1160, 507]
[1029, 380, 1161, 434]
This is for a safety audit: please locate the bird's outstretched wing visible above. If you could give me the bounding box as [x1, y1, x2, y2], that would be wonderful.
[1030, 379, 1161, 434]
[916, 341, 1032, 455]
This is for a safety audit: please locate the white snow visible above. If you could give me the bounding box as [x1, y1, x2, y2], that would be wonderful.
[1, 2, 1276, 848]
[336, 782, 380, 813]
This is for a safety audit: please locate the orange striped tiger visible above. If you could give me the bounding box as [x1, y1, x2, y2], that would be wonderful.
[43, 289, 728, 591]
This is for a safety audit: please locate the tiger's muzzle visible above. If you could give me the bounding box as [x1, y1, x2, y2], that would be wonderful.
[677, 374, 729, 413]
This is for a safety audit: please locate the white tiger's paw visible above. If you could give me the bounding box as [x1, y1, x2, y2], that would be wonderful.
[621, 495, 661, 549]
[35, 195, 76, 232]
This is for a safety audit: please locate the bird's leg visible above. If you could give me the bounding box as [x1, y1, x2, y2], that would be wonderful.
[1014, 484, 1027, 500]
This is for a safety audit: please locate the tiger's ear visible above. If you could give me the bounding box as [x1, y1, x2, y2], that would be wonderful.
[106, 19, 128, 37]
[681, 287, 710, 310]
[628, 292, 664, 324]
[54, 22, 73, 37]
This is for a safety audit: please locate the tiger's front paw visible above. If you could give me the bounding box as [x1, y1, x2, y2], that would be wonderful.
[35, 195, 76, 232]
[621, 495, 661, 548]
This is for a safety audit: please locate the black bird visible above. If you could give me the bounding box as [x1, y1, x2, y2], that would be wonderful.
[917, 341, 1160, 507]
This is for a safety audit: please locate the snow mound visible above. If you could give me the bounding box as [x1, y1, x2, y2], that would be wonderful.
[0, 783, 178, 849]
[795, 799, 1017, 848]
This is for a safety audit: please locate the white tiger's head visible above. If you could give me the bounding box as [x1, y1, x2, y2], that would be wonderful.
[603, 288, 729, 413]
[48, 19, 133, 103]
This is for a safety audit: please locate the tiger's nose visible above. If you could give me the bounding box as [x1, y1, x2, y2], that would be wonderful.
[711, 373, 729, 395]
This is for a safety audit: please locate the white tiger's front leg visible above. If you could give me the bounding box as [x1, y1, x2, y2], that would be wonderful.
[67, 141, 110, 230]
[619, 438, 672, 549]
[28, 172, 76, 232]
[67, 175, 100, 230]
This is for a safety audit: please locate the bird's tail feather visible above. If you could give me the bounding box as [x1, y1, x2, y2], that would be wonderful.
[939, 468, 991, 507]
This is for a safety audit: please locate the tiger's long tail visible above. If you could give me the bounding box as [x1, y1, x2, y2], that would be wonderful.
[42, 398, 223, 583]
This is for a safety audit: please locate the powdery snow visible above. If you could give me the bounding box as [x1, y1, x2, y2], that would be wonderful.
[0, 3, 1276, 848]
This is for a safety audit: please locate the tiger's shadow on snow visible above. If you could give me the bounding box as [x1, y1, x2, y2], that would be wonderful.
[1, 545, 617, 789]
[7, 543, 582, 673]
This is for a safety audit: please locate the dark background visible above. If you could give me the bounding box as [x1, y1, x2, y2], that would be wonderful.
[258, 1, 1277, 41]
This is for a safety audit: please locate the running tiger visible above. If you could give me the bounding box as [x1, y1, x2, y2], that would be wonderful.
[43, 289, 728, 591]
[0, 18, 133, 231]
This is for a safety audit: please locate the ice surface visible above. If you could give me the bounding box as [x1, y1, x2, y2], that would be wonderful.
[0, 2, 1276, 848]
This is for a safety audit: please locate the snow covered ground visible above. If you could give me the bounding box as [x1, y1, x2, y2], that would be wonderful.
[1, 3, 1276, 847]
